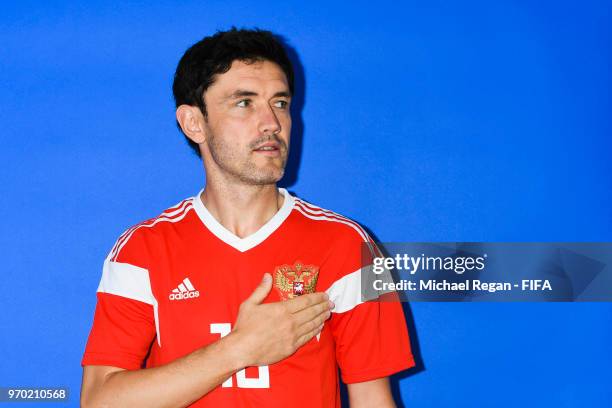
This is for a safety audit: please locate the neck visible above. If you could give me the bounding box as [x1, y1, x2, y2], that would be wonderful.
[200, 180, 283, 239]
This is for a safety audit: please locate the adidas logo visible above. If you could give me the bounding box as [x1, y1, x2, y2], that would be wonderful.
[169, 277, 200, 301]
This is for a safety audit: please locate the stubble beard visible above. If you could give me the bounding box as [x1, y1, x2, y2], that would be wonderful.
[206, 131, 288, 186]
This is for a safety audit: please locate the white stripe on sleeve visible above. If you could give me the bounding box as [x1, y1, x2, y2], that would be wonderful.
[97, 259, 161, 346]
[98, 260, 155, 305]
[325, 268, 363, 314]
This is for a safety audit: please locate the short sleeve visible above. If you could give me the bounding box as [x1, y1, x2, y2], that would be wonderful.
[326, 228, 415, 384]
[81, 227, 158, 370]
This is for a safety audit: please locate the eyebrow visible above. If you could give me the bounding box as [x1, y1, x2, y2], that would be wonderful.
[226, 89, 292, 99]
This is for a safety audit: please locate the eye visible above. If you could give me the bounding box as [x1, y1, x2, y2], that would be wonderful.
[274, 100, 289, 109]
[236, 99, 251, 108]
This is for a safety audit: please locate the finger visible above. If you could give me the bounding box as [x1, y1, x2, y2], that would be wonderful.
[286, 292, 329, 314]
[295, 323, 324, 348]
[295, 308, 331, 338]
[244, 273, 272, 305]
[293, 300, 331, 327]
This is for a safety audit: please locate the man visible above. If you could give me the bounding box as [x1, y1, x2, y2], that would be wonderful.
[81, 28, 414, 407]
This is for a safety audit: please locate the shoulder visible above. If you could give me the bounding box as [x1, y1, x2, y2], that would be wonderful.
[291, 195, 373, 246]
[108, 196, 196, 264]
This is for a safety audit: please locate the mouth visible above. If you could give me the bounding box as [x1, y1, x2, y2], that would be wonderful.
[253, 142, 282, 157]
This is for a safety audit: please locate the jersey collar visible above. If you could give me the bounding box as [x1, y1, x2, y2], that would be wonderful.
[192, 188, 295, 252]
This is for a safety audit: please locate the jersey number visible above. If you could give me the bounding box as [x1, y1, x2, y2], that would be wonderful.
[210, 323, 270, 388]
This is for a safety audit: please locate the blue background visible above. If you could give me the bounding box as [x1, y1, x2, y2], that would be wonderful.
[1, 1, 611, 406]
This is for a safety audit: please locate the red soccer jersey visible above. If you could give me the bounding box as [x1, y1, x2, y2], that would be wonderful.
[82, 188, 414, 407]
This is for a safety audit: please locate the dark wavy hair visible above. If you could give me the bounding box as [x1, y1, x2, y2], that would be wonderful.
[172, 27, 295, 158]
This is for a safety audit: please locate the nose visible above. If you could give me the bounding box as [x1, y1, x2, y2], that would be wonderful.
[258, 104, 281, 135]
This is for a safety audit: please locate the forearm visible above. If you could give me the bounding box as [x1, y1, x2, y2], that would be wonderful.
[85, 332, 246, 408]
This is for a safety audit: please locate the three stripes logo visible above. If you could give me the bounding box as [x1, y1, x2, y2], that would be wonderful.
[169, 277, 200, 301]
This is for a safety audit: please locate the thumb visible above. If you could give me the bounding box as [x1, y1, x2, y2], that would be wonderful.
[245, 273, 272, 305]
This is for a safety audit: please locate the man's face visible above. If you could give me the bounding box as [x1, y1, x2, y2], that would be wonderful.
[200, 59, 291, 186]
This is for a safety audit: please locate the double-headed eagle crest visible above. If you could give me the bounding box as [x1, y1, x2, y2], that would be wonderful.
[273, 261, 319, 300]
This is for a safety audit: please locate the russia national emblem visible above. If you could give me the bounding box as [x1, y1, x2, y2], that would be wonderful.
[274, 261, 319, 300]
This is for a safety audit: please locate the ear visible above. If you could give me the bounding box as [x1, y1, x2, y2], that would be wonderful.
[176, 105, 206, 144]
